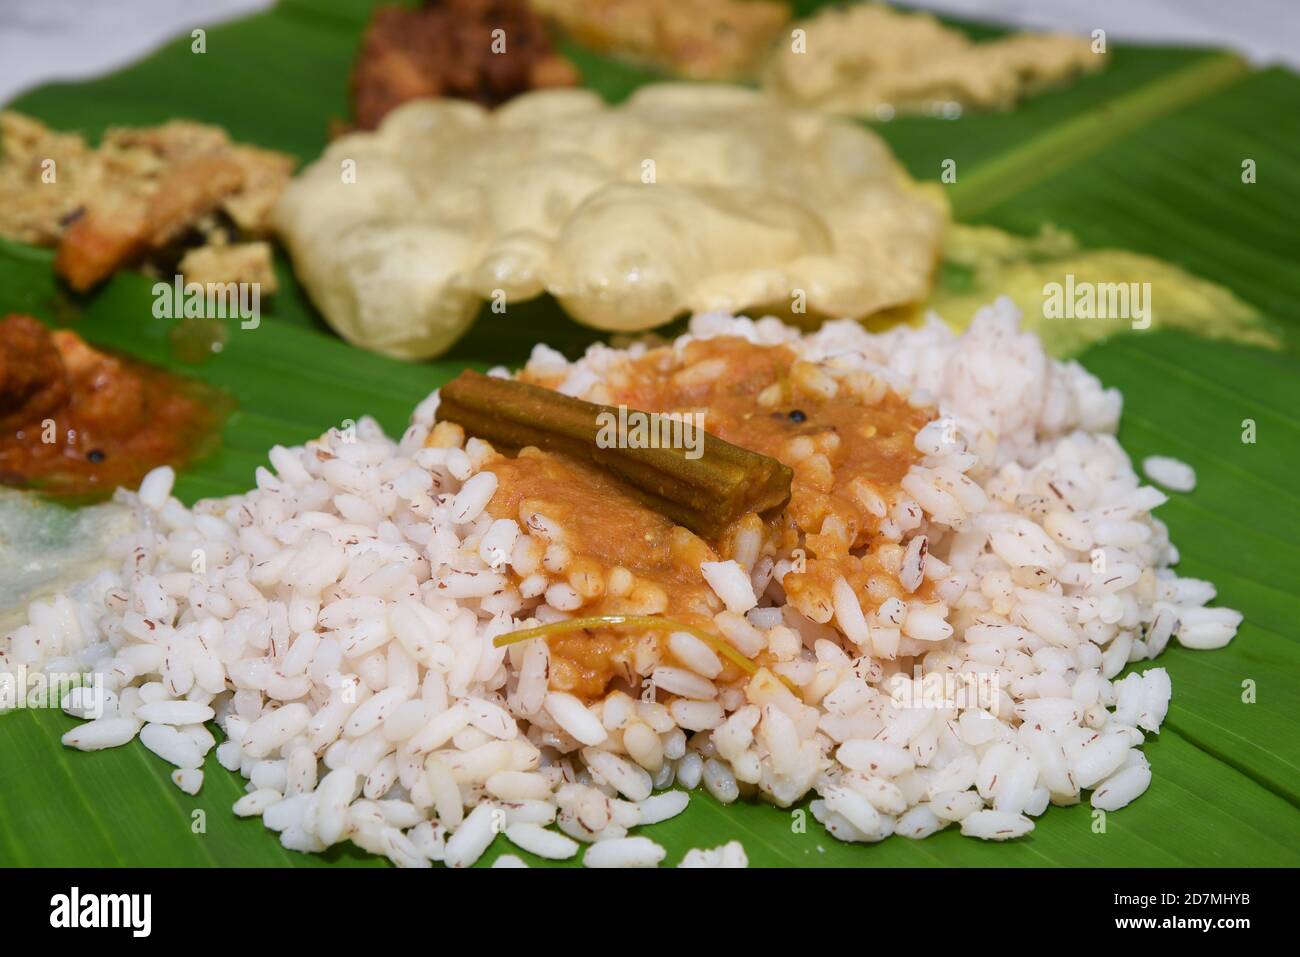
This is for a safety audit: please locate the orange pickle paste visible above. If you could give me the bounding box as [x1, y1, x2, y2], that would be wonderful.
[0, 313, 224, 499]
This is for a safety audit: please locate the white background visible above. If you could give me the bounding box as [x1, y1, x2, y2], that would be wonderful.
[0, 0, 1295, 105]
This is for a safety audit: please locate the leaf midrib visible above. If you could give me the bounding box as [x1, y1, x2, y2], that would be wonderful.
[949, 52, 1252, 219]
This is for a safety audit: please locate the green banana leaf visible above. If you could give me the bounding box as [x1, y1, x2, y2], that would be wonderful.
[1, 0, 1297, 867]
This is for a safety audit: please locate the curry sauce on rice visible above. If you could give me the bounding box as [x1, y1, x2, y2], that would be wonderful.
[448, 335, 939, 701]
[3, 301, 1244, 867]
[478, 445, 723, 698]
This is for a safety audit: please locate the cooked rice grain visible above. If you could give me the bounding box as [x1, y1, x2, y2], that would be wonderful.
[2, 299, 1242, 867]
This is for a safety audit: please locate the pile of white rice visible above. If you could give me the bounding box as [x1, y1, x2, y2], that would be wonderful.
[0, 298, 1241, 867]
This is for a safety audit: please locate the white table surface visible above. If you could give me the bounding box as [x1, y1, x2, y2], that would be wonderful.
[0, 0, 1295, 106]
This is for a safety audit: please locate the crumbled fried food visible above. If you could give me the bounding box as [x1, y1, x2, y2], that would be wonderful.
[351, 0, 579, 130]
[0, 112, 92, 246]
[222, 146, 297, 233]
[533, 0, 790, 80]
[0, 112, 294, 291]
[53, 201, 151, 294]
[142, 154, 248, 248]
[178, 241, 278, 292]
[763, 3, 1105, 115]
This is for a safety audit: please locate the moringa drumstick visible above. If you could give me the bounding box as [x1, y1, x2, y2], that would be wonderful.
[436, 369, 792, 539]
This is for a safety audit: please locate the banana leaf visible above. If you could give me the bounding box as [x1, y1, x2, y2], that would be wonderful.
[1, 0, 1297, 867]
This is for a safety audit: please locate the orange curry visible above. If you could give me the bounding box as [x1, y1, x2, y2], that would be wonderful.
[445, 336, 933, 699]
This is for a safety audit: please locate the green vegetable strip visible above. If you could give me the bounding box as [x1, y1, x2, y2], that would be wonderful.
[437, 370, 792, 538]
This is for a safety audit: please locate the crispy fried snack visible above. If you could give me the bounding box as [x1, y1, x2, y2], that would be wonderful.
[275, 85, 947, 360]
